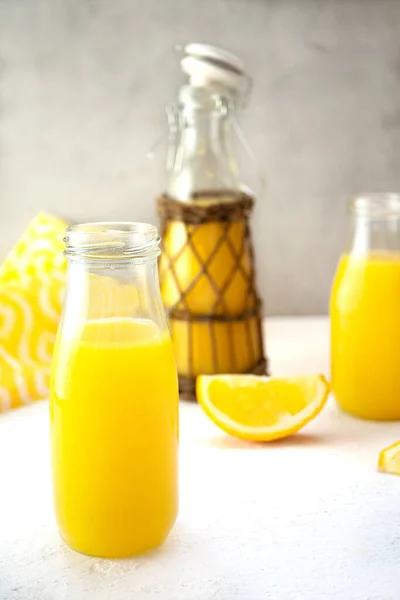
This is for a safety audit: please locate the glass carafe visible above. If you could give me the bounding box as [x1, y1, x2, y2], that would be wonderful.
[158, 45, 266, 398]
[330, 193, 400, 420]
[50, 223, 179, 557]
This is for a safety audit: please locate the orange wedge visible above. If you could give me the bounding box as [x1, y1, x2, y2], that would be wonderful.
[196, 374, 330, 442]
[378, 442, 400, 475]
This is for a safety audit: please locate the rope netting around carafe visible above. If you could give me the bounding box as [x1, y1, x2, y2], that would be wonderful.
[157, 191, 267, 399]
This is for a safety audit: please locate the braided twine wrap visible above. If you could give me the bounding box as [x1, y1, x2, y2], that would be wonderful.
[157, 192, 267, 399]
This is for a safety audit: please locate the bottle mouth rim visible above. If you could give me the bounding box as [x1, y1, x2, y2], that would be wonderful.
[65, 222, 160, 261]
[349, 193, 400, 217]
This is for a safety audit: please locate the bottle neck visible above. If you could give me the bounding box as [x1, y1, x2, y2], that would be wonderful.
[347, 195, 400, 256]
[62, 258, 167, 332]
[349, 214, 400, 256]
[182, 110, 230, 153]
[167, 92, 240, 202]
[61, 222, 167, 333]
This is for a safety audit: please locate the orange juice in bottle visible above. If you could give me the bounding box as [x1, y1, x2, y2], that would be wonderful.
[50, 223, 178, 557]
[158, 44, 266, 397]
[331, 194, 400, 420]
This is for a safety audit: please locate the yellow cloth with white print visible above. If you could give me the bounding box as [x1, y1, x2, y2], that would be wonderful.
[0, 213, 67, 411]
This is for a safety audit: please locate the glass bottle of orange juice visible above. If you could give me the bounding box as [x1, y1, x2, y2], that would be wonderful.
[50, 223, 179, 557]
[158, 44, 266, 398]
[331, 193, 400, 420]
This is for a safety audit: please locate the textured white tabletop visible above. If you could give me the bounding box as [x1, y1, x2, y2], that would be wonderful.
[1, 317, 400, 600]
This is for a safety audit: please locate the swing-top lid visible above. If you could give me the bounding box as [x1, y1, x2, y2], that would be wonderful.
[180, 43, 249, 95]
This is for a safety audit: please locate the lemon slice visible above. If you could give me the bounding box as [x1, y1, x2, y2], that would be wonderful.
[378, 442, 400, 475]
[196, 374, 330, 442]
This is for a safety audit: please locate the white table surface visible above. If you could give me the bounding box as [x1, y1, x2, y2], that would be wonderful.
[1, 317, 400, 600]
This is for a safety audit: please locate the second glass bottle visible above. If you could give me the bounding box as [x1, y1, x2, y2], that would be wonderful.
[158, 44, 266, 397]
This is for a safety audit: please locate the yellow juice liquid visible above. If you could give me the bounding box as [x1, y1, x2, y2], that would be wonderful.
[331, 253, 400, 420]
[50, 317, 179, 557]
[160, 213, 263, 377]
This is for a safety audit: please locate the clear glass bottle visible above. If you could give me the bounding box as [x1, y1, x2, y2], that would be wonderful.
[330, 193, 400, 420]
[158, 45, 266, 396]
[50, 222, 179, 557]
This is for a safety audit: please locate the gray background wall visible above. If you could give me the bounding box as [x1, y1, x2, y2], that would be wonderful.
[1, 0, 399, 315]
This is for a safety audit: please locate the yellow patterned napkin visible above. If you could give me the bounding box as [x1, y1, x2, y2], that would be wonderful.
[0, 212, 68, 411]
